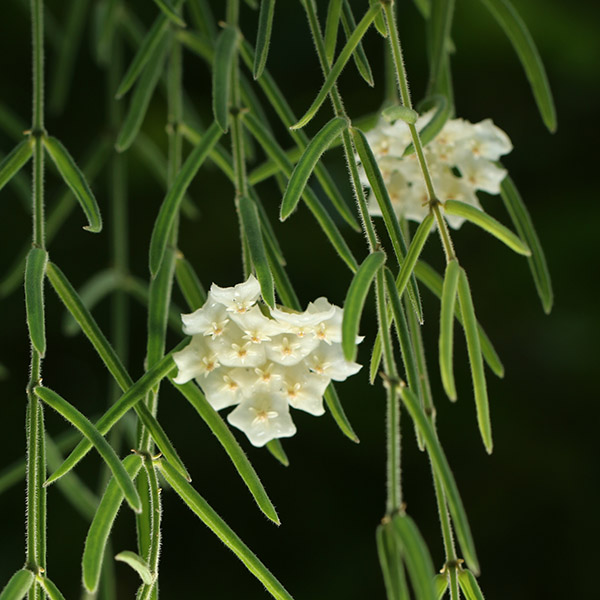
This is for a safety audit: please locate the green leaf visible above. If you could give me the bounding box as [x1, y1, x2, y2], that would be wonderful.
[36, 575, 66, 600]
[414, 261, 504, 378]
[433, 574, 449, 600]
[404, 94, 450, 156]
[239, 195, 275, 307]
[35, 386, 142, 513]
[369, 0, 388, 37]
[175, 254, 207, 310]
[324, 0, 342, 65]
[149, 122, 222, 276]
[413, 0, 432, 18]
[382, 105, 418, 124]
[444, 199, 530, 256]
[350, 126, 423, 321]
[457, 268, 493, 454]
[292, 2, 381, 129]
[478, 0, 556, 132]
[393, 513, 436, 600]
[398, 385, 479, 574]
[0, 569, 34, 600]
[116, 35, 169, 151]
[213, 25, 239, 132]
[0, 139, 32, 193]
[376, 522, 408, 600]
[25, 247, 48, 357]
[253, 0, 276, 79]
[152, 0, 186, 27]
[426, 0, 455, 96]
[266, 439, 289, 466]
[341, 0, 374, 86]
[458, 569, 486, 600]
[173, 380, 279, 524]
[83, 454, 143, 593]
[324, 384, 359, 443]
[115, 551, 154, 585]
[280, 116, 347, 220]
[342, 251, 386, 362]
[500, 174, 553, 313]
[43, 136, 102, 232]
[439, 259, 460, 401]
[157, 460, 294, 600]
[395, 214, 434, 300]
[45, 349, 181, 485]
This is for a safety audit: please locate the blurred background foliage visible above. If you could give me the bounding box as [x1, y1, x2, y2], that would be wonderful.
[0, 0, 598, 598]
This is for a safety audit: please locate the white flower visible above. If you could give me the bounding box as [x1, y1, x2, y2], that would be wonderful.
[276, 363, 329, 416]
[266, 334, 319, 366]
[172, 336, 220, 384]
[230, 305, 284, 343]
[210, 274, 261, 314]
[181, 298, 230, 338]
[227, 393, 296, 447]
[200, 368, 245, 410]
[304, 342, 362, 381]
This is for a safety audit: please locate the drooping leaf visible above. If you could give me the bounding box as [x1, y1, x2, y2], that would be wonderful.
[149, 122, 222, 276]
[323, 384, 359, 443]
[458, 569, 486, 600]
[324, 0, 343, 65]
[342, 251, 386, 362]
[478, 0, 556, 132]
[25, 247, 48, 357]
[0, 139, 32, 193]
[280, 116, 347, 220]
[253, 0, 276, 79]
[152, 0, 186, 27]
[444, 199, 530, 255]
[433, 574, 449, 600]
[175, 254, 207, 310]
[426, 0, 455, 96]
[157, 460, 294, 600]
[404, 94, 450, 156]
[439, 259, 460, 401]
[500, 174, 553, 313]
[341, 0, 374, 86]
[115, 550, 154, 585]
[36, 575, 67, 600]
[43, 136, 102, 232]
[457, 268, 492, 454]
[82, 455, 143, 593]
[376, 522, 408, 600]
[212, 25, 239, 132]
[0, 569, 34, 600]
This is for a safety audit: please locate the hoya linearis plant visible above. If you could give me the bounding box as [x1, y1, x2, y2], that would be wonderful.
[0, 0, 554, 599]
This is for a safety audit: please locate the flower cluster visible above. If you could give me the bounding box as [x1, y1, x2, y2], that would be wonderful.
[362, 111, 513, 228]
[173, 276, 362, 447]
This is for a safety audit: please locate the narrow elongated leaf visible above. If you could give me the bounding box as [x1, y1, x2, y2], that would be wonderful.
[292, 3, 381, 129]
[500, 175, 552, 313]
[369, 0, 388, 37]
[35, 386, 142, 513]
[239, 195, 275, 307]
[173, 381, 279, 524]
[116, 36, 169, 151]
[404, 94, 450, 156]
[395, 214, 434, 299]
[323, 384, 359, 443]
[213, 26, 239, 132]
[376, 523, 406, 600]
[479, 0, 556, 132]
[342, 251, 386, 362]
[457, 268, 492, 454]
[324, 0, 342, 65]
[157, 460, 294, 600]
[36, 576, 66, 600]
[414, 261, 504, 377]
[351, 126, 423, 321]
[45, 352, 181, 485]
[0, 139, 32, 192]
[0, 569, 34, 600]
[175, 254, 206, 310]
[149, 122, 222, 276]
[413, 0, 432, 18]
[25, 247, 48, 357]
[426, 0, 455, 96]
[281, 116, 347, 220]
[458, 569, 486, 600]
[153, 0, 185, 27]
[444, 199, 530, 255]
[439, 259, 460, 401]
[43, 136, 102, 232]
[434, 574, 449, 600]
[393, 514, 436, 600]
[115, 551, 153, 585]
[265, 439, 289, 466]
[253, 0, 276, 79]
[83, 455, 143, 593]
[399, 385, 479, 573]
[341, 0, 374, 86]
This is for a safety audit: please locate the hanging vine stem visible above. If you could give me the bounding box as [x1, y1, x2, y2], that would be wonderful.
[381, 0, 456, 264]
[26, 2, 47, 598]
[383, 2, 462, 594]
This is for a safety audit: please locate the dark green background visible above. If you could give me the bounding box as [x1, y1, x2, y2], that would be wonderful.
[0, 1, 598, 598]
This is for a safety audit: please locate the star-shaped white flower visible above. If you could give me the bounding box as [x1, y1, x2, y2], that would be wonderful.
[266, 334, 319, 366]
[276, 363, 329, 416]
[227, 393, 296, 447]
[181, 297, 230, 338]
[199, 368, 245, 410]
[210, 274, 261, 315]
[304, 342, 362, 381]
[172, 336, 220, 384]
